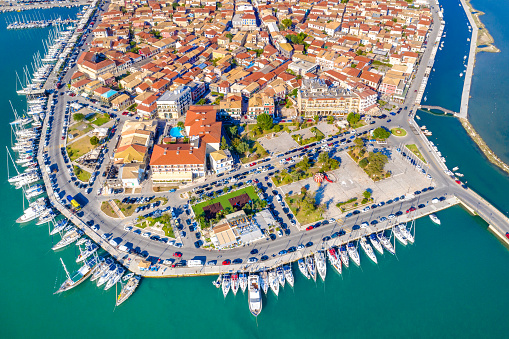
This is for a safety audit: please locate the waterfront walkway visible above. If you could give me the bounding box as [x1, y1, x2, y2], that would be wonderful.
[459, 0, 478, 119]
[418, 105, 458, 115]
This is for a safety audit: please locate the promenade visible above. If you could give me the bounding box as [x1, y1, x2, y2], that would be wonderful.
[458, 0, 478, 119]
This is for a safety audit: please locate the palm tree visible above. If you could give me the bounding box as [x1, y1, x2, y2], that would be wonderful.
[177, 121, 185, 130]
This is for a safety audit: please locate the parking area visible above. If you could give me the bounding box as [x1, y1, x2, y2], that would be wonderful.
[258, 131, 299, 155]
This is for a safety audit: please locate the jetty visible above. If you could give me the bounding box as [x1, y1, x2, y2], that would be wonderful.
[418, 105, 459, 115]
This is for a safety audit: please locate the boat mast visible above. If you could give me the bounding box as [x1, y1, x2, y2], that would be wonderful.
[60, 258, 71, 280]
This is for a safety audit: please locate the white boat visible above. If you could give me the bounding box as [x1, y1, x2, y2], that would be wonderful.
[239, 272, 248, 293]
[97, 263, 116, 287]
[76, 241, 99, 263]
[104, 266, 125, 291]
[347, 242, 361, 266]
[283, 264, 294, 287]
[16, 203, 45, 223]
[116, 275, 141, 306]
[377, 232, 395, 255]
[369, 233, 384, 255]
[269, 269, 279, 296]
[248, 274, 262, 317]
[327, 247, 342, 275]
[452, 166, 459, 171]
[393, 225, 408, 245]
[91, 257, 113, 282]
[276, 266, 285, 287]
[212, 274, 222, 288]
[76, 237, 87, 246]
[339, 245, 350, 268]
[315, 251, 327, 281]
[50, 219, 68, 235]
[360, 237, 377, 264]
[52, 228, 82, 251]
[36, 210, 56, 225]
[305, 255, 316, 282]
[260, 270, 269, 294]
[298, 258, 310, 279]
[398, 224, 414, 244]
[455, 172, 464, 177]
[55, 256, 98, 294]
[430, 214, 441, 225]
[231, 273, 239, 296]
[222, 274, 231, 297]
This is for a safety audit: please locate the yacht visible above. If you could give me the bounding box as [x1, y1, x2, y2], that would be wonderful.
[327, 247, 342, 275]
[212, 274, 222, 289]
[360, 237, 378, 264]
[104, 266, 125, 291]
[36, 210, 56, 225]
[369, 233, 384, 255]
[429, 214, 441, 225]
[305, 255, 317, 282]
[231, 273, 239, 296]
[276, 266, 285, 288]
[76, 241, 99, 263]
[315, 251, 327, 281]
[52, 228, 82, 251]
[97, 263, 117, 287]
[239, 272, 248, 293]
[283, 264, 294, 288]
[269, 269, 279, 296]
[260, 270, 269, 294]
[222, 274, 231, 298]
[248, 274, 262, 317]
[25, 184, 44, 199]
[91, 257, 113, 282]
[339, 245, 350, 268]
[116, 275, 141, 306]
[377, 232, 395, 255]
[347, 242, 361, 266]
[55, 256, 98, 294]
[393, 225, 408, 245]
[16, 203, 45, 223]
[398, 224, 414, 244]
[50, 219, 68, 235]
[298, 258, 310, 279]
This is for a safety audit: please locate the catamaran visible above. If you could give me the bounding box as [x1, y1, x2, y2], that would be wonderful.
[239, 272, 248, 293]
[306, 255, 317, 282]
[116, 275, 141, 306]
[327, 247, 342, 275]
[429, 214, 441, 225]
[104, 266, 125, 291]
[222, 273, 231, 298]
[339, 245, 350, 268]
[55, 256, 98, 294]
[360, 237, 378, 264]
[276, 265, 285, 287]
[377, 232, 395, 255]
[369, 233, 384, 255]
[248, 274, 262, 317]
[347, 242, 361, 266]
[269, 269, 279, 296]
[392, 225, 408, 245]
[283, 264, 294, 287]
[231, 273, 239, 296]
[315, 251, 327, 281]
[298, 258, 310, 279]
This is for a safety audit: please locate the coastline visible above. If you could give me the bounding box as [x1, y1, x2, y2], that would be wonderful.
[464, 0, 500, 53]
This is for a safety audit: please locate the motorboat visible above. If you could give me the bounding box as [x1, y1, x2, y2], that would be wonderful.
[430, 214, 441, 225]
[97, 263, 117, 287]
[315, 251, 327, 281]
[76, 241, 99, 263]
[347, 242, 361, 266]
[327, 247, 342, 275]
[248, 274, 262, 317]
[298, 258, 310, 279]
[91, 257, 113, 282]
[360, 237, 377, 264]
[283, 264, 294, 287]
[339, 245, 350, 267]
[305, 255, 316, 282]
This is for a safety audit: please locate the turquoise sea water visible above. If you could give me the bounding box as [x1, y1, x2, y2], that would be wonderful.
[1, 3, 509, 338]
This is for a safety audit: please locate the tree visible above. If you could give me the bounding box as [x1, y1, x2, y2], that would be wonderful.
[290, 88, 298, 97]
[226, 33, 234, 42]
[318, 151, 330, 164]
[347, 112, 361, 126]
[359, 158, 369, 168]
[353, 138, 364, 148]
[326, 116, 334, 124]
[177, 121, 185, 129]
[90, 136, 99, 145]
[196, 98, 207, 105]
[273, 124, 282, 132]
[282, 18, 293, 29]
[256, 113, 273, 130]
[373, 127, 391, 140]
[220, 136, 228, 150]
[297, 156, 311, 171]
[313, 116, 320, 123]
[74, 113, 85, 122]
[228, 125, 238, 137]
[363, 190, 372, 200]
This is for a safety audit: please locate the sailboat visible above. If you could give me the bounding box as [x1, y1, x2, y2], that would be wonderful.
[305, 255, 316, 282]
[116, 275, 141, 306]
[339, 245, 350, 268]
[276, 265, 285, 288]
[222, 274, 231, 297]
[269, 269, 279, 296]
[260, 270, 269, 294]
[429, 214, 441, 225]
[55, 256, 98, 294]
[315, 251, 327, 281]
[347, 242, 361, 266]
[360, 237, 377, 264]
[298, 258, 310, 279]
[239, 272, 248, 293]
[283, 264, 294, 287]
[327, 247, 342, 275]
[231, 273, 239, 296]
[377, 232, 395, 255]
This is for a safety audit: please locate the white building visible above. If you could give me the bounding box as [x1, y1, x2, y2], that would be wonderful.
[156, 86, 192, 120]
[209, 149, 234, 174]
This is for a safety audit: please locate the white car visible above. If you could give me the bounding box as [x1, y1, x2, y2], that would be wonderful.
[297, 244, 305, 250]
[329, 218, 336, 223]
[361, 222, 369, 228]
[124, 226, 133, 232]
[174, 243, 183, 248]
[277, 230, 283, 237]
[142, 232, 150, 238]
[388, 214, 395, 219]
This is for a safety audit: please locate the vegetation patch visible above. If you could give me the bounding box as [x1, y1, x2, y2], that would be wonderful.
[286, 189, 324, 225]
[349, 140, 390, 181]
[391, 128, 407, 137]
[292, 127, 325, 145]
[91, 113, 111, 126]
[66, 136, 95, 161]
[73, 165, 91, 182]
[114, 197, 168, 217]
[100, 201, 118, 218]
[405, 144, 427, 163]
[273, 152, 340, 186]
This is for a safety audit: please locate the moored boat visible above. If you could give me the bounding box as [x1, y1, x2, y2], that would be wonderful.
[231, 273, 239, 296]
[276, 265, 285, 287]
[305, 255, 316, 282]
[248, 274, 262, 317]
[116, 275, 141, 306]
[55, 256, 98, 294]
[283, 264, 294, 287]
[430, 214, 441, 225]
[298, 258, 310, 279]
[360, 237, 377, 264]
[222, 274, 231, 298]
[377, 232, 395, 255]
[269, 269, 279, 296]
[327, 247, 342, 275]
[315, 251, 327, 281]
[260, 270, 269, 294]
[239, 272, 248, 293]
[369, 233, 384, 255]
[339, 245, 350, 268]
[398, 224, 414, 244]
[393, 225, 408, 245]
[347, 242, 361, 266]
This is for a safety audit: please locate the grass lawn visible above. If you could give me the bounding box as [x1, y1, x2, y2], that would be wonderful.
[240, 142, 269, 164]
[391, 128, 407, 137]
[136, 216, 175, 238]
[350, 120, 367, 129]
[73, 165, 91, 182]
[101, 201, 118, 218]
[92, 114, 111, 126]
[192, 186, 259, 217]
[405, 144, 427, 163]
[115, 197, 168, 217]
[67, 136, 95, 161]
[285, 193, 323, 225]
[68, 123, 93, 140]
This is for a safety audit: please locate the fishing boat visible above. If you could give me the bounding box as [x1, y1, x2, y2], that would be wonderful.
[248, 274, 262, 317]
[369, 233, 384, 255]
[222, 274, 231, 297]
[269, 269, 279, 296]
[305, 255, 316, 282]
[55, 256, 98, 294]
[50, 219, 68, 235]
[392, 225, 408, 245]
[105, 266, 125, 291]
[283, 264, 294, 287]
[260, 270, 269, 294]
[339, 245, 350, 268]
[298, 258, 310, 279]
[239, 272, 248, 293]
[116, 275, 141, 306]
[377, 232, 395, 255]
[327, 247, 342, 275]
[360, 237, 377, 264]
[429, 214, 441, 225]
[212, 274, 222, 288]
[347, 242, 361, 266]
[76, 241, 99, 263]
[315, 251, 327, 281]
[276, 265, 285, 287]
[231, 273, 239, 296]
[52, 228, 82, 251]
[398, 224, 414, 244]
[97, 263, 117, 287]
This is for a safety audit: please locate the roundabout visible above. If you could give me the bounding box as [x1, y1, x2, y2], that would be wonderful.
[391, 127, 408, 137]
